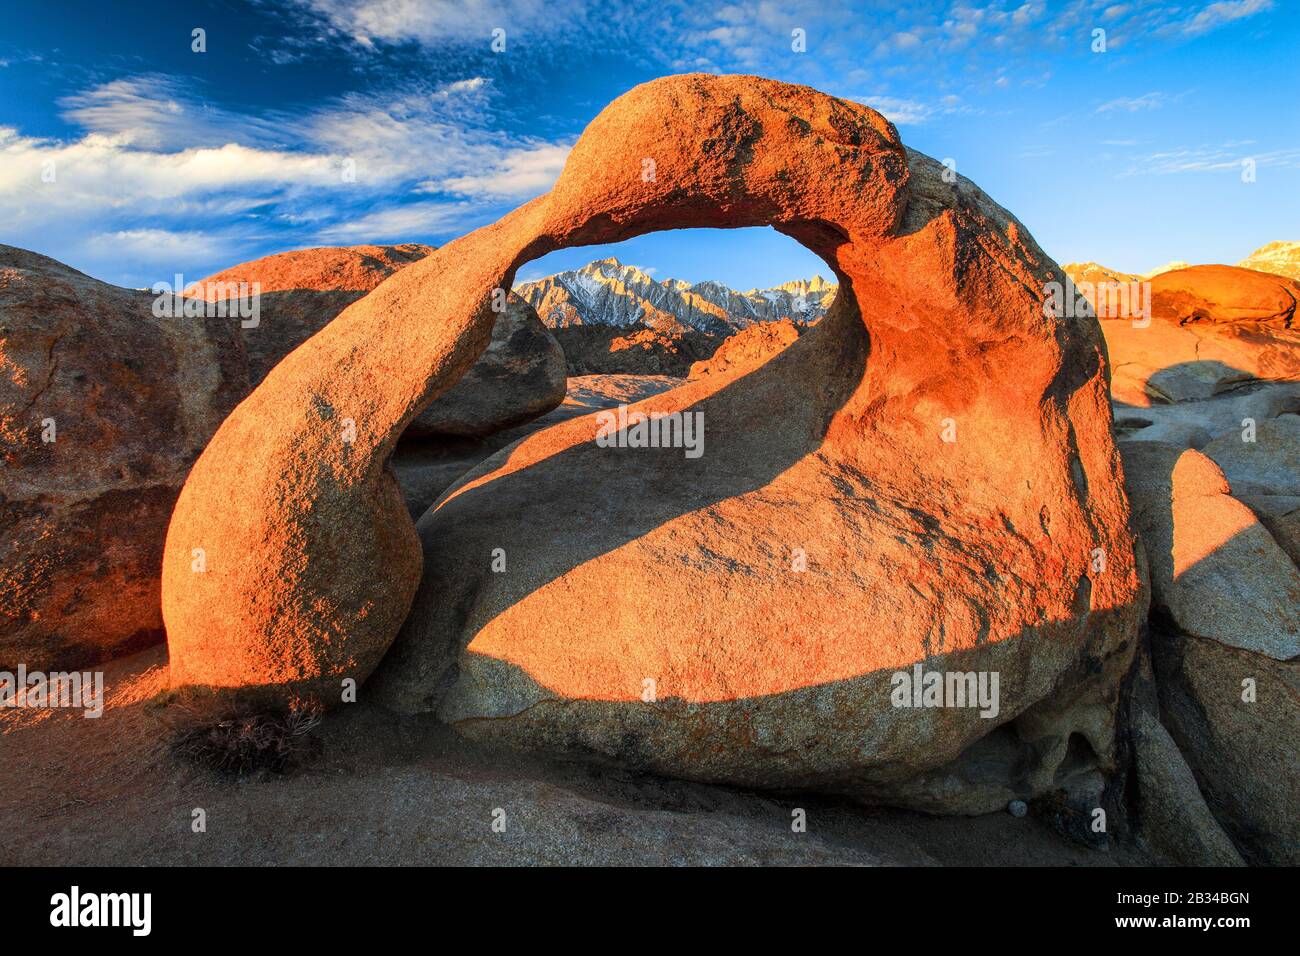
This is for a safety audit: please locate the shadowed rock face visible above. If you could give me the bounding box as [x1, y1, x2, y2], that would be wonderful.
[162, 74, 1142, 812]
[0, 245, 248, 669]
[402, 296, 568, 439]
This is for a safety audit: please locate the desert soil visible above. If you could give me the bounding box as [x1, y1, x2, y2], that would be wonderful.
[0, 647, 1152, 866]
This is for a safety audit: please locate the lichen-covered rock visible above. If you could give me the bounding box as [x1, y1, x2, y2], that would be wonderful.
[1, 245, 247, 669]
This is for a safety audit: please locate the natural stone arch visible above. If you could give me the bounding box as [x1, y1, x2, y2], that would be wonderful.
[163, 76, 1142, 811]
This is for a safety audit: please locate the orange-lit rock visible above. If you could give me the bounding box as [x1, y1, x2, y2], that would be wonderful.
[197, 244, 434, 385]
[1151, 264, 1297, 329]
[1, 245, 247, 669]
[197, 245, 566, 438]
[1122, 443, 1300, 661]
[352, 75, 1137, 811]
[1103, 266, 1299, 408]
[687, 318, 802, 379]
[1097, 265, 1300, 455]
[551, 322, 720, 376]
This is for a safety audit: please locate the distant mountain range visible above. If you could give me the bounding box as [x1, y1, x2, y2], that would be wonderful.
[1059, 260, 1189, 286]
[1062, 241, 1300, 287]
[514, 257, 836, 336]
[516, 242, 1299, 340]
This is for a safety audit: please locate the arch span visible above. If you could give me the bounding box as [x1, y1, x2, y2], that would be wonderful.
[162, 75, 1140, 804]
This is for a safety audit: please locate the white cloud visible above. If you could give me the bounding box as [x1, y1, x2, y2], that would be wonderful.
[0, 73, 566, 240]
[316, 201, 472, 242]
[1118, 145, 1300, 176]
[435, 141, 571, 198]
[853, 94, 978, 126]
[57, 74, 276, 150]
[0, 127, 342, 222]
[858, 96, 934, 125]
[0, 72, 570, 285]
[1182, 0, 1273, 36]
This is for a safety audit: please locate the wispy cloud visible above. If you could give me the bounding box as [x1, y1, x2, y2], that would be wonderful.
[1118, 143, 1300, 177]
[1180, 0, 1273, 37]
[1096, 91, 1165, 113]
[289, 0, 584, 46]
[433, 141, 571, 198]
[315, 201, 472, 242]
[852, 93, 977, 126]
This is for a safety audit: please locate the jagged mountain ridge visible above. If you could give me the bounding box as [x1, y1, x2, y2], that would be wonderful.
[514, 257, 836, 336]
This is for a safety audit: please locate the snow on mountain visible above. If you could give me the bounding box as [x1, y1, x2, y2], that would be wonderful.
[514, 257, 836, 336]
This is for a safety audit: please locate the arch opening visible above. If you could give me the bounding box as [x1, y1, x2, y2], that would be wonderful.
[511, 226, 841, 379]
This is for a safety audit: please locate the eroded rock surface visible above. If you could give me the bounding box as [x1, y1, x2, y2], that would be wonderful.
[164, 74, 1141, 811]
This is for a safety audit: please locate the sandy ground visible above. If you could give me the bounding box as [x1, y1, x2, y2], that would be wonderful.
[1, 647, 1152, 866]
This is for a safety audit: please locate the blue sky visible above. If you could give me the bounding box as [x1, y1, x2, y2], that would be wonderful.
[0, 0, 1296, 289]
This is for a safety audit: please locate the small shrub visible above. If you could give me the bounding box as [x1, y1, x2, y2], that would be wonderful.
[172, 697, 324, 777]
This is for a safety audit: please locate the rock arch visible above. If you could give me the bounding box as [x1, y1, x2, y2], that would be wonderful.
[163, 75, 1141, 809]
